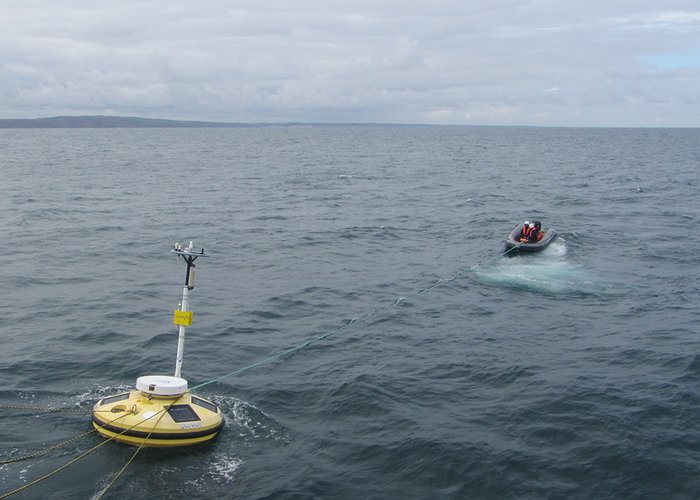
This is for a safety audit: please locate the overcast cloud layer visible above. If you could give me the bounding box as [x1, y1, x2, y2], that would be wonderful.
[2, 1, 699, 126]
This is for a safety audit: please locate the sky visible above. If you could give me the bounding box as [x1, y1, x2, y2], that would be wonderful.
[1, 1, 699, 127]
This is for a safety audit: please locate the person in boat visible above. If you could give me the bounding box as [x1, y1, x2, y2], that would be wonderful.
[519, 221, 531, 242]
[518, 220, 542, 243]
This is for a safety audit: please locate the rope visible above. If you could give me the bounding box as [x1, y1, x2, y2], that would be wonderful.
[191, 249, 512, 391]
[0, 428, 96, 465]
[501, 244, 522, 257]
[95, 408, 170, 500]
[0, 408, 163, 498]
[0, 408, 137, 465]
[0, 404, 93, 413]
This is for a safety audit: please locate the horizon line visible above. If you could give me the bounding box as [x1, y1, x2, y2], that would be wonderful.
[0, 114, 698, 130]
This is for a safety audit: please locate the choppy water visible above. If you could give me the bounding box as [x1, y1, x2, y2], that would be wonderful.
[1, 126, 699, 499]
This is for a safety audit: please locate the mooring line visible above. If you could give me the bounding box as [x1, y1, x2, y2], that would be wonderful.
[191, 249, 513, 391]
[0, 409, 166, 499]
[95, 408, 171, 500]
[0, 404, 132, 415]
[0, 428, 94, 465]
[0, 405, 142, 465]
[0, 404, 92, 413]
[0, 408, 135, 466]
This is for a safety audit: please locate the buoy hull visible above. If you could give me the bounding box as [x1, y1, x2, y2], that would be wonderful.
[92, 390, 223, 447]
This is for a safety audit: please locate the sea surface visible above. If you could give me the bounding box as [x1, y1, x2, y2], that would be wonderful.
[0, 126, 699, 499]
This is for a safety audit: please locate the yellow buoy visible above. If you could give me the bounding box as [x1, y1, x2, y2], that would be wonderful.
[92, 376, 223, 447]
[92, 242, 224, 447]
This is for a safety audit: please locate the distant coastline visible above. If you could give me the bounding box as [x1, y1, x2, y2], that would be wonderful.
[0, 115, 271, 128]
[0, 115, 426, 129]
[4, 116, 691, 129]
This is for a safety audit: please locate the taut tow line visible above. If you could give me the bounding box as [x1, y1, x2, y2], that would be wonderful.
[191, 248, 513, 391]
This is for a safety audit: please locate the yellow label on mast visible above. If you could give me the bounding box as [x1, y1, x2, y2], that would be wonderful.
[173, 310, 194, 326]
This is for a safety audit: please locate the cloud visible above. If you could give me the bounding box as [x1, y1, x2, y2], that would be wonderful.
[0, 1, 699, 126]
[616, 10, 700, 29]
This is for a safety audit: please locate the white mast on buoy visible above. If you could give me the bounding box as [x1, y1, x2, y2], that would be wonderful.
[171, 241, 209, 378]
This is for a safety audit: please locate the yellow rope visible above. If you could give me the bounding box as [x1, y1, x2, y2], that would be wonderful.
[95, 408, 171, 500]
[0, 431, 116, 498]
[0, 409, 133, 465]
[0, 408, 165, 498]
[1, 428, 95, 465]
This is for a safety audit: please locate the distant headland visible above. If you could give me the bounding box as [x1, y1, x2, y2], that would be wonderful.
[0, 115, 418, 129]
[0, 115, 266, 128]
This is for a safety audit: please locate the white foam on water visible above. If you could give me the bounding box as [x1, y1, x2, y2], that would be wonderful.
[473, 239, 608, 296]
[544, 239, 567, 257]
[212, 395, 289, 443]
[183, 452, 244, 489]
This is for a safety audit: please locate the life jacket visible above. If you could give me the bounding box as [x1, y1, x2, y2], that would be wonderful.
[519, 224, 531, 241]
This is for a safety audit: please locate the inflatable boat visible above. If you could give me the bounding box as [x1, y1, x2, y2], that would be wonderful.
[504, 222, 557, 252]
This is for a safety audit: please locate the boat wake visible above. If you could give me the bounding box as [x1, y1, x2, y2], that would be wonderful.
[472, 239, 610, 296]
